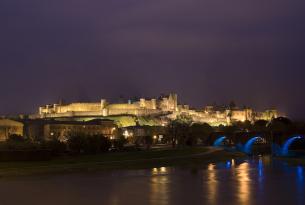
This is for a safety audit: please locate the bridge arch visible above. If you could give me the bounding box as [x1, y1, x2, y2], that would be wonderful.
[243, 136, 264, 154]
[213, 136, 227, 147]
[281, 135, 304, 156]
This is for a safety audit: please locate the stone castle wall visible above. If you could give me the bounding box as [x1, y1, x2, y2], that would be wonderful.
[40, 103, 101, 114]
[37, 93, 278, 126]
[38, 94, 178, 120]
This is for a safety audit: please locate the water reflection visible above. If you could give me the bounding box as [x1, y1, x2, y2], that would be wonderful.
[150, 167, 170, 205]
[207, 164, 218, 204]
[297, 166, 304, 182]
[231, 159, 236, 167]
[152, 167, 167, 175]
[297, 166, 304, 196]
[258, 157, 264, 181]
[236, 162, 251, 204]
[226, 161, 231, 169]
[0, 157, 304, 205]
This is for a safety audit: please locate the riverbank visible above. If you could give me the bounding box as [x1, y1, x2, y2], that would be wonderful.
[0, 147, 246, 177]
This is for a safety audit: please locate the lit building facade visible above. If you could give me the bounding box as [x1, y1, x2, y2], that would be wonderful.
[0, 119, 118, 142]
[0, 119, 24, 141]
[43, 119, 117, 141]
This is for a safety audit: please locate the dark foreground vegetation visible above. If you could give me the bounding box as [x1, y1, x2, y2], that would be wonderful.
[0, 134, 118, 161]
[1, 116, 304, 159]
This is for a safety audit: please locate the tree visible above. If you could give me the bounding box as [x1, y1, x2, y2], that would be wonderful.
[268, 117, 294, 133]
[84, 135, 104, 154]
[67, 134, 111, 154]
[189, 123, 214, 145]
[112, 136, 128, 151]
[218, 125, 239, 137]
[233, 120, 252, 132]
[144, 135, 153, 150]
[253, 120, 268, 132]
[67, 134, 86, 154]
[5, 134, 37, 150]
[167, 118, 191, 147]
[44, 138, 67, 155]
[7, 134, 26, 143]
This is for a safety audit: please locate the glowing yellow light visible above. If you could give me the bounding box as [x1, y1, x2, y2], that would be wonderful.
[152, 168, 158, 174]
[123, 130, 129, 138]
[208, 164, 215, 171]
[231, 159, 235, 167]
[160, 167, 167, 173]
[207, 163, 217, 204]
[150, 175, 169, 204]
[236, 163, 251, 204]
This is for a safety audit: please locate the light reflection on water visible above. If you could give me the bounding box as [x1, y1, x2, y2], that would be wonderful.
[207, 164, 218, 205]
[236, 162, 251, 204]
[297, 166, 304, 181]
[0, 157, 304, 205]
[150, 167, 169, 205]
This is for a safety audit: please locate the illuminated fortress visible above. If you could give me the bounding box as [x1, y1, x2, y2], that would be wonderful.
[36, 93, 278, 126]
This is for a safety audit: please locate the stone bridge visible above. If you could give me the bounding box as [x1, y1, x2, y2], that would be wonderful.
[206, 132, 305, 156]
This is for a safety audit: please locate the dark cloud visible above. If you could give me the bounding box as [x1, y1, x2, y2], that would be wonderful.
[1, 0, 305, 119]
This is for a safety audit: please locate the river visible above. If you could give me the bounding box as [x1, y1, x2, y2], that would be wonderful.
[0, 157, 304, 205]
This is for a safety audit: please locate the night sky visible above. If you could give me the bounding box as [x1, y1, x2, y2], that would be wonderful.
[1, 0, 305, 119]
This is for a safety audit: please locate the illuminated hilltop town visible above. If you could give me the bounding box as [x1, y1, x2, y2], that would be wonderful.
[0, 93, 278, 141]
[36, 93, 277, 126]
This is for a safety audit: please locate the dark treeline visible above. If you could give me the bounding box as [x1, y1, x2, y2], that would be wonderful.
[166, 116, 305, 147]
[1, 116, 305, 161]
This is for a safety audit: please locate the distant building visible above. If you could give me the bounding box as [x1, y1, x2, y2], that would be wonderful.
[0, 118, 117, 142]
[43, 119, 117, 141]
[0, 119, 24, 141]
[122, 125, 167, 144]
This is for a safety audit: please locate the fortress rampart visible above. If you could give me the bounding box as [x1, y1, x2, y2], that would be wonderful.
[36, 93, 278, 126]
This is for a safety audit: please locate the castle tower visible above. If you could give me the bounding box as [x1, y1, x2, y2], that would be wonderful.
[245, 108, 253, 121]
[151, 99, 157, 109]
[53, 104, 59, 113]
[101, 99, 107, 109]
[140, 98, 146, 108]
[225, 109, 232, 125]
[46, 105, 50, 114]
[39, 107, 43, 115]
[102, 108, 108, 116]
[168, 93, 178, 111]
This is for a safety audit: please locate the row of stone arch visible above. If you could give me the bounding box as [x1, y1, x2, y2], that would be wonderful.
[212, 135, 304, 156]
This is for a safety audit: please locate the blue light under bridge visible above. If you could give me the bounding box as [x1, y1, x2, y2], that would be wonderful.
[213, 136, 227, 147]
[281, 135, 304, 156]
[243, 136, 264, 154]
